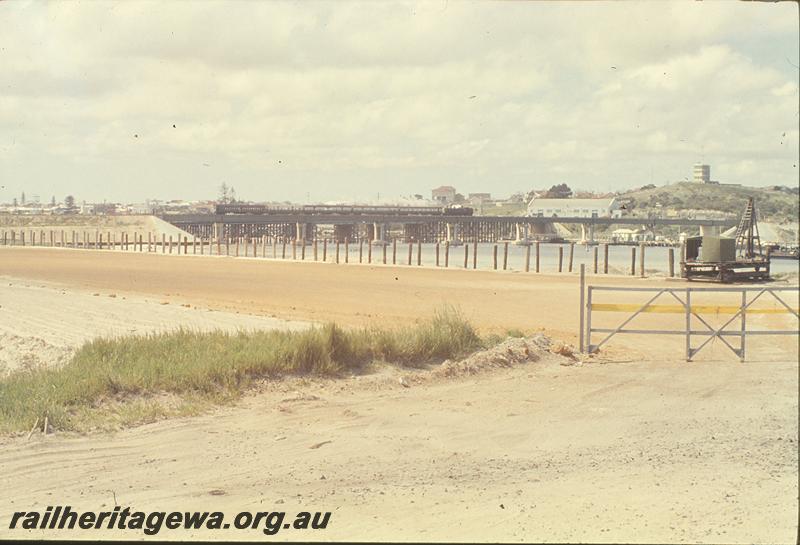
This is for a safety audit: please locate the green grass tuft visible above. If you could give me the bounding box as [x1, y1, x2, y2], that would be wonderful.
[0, 308, 485, 433]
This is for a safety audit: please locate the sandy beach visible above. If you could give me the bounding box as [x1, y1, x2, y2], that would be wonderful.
[0, 246, 797, 542]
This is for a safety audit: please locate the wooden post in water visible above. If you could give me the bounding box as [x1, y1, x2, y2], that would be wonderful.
[392, 239, 397, 265]
[301, 239, 306, 260]
[358, 239, 363, 263]
[322, 239, 328, 262]
[192, 236, 197, 254]
[535, 242, 541, 273]
[335, 241, 340, 263]
[593, 246, 599, 274]
[367, 240, 371, 263]
[281, 239, 286, 259]
[558, 246, 563, 273]
[382, 243, 387, 264]
[639, 243, 645, 277]
[525, 244, 531, 272]
[630, 247, 636, 276]
[407, 242, 412, 265]
[292, 239, 297, 260]
[183, 236, 188, 255]
[503, 242, 508, 270]
[492, 244, 498, 270]
[464, 243, 469, 269]
[261, 236, 267, 258]
[235, 237, 240, 257]
[472, 241, 478, 269]
[314, 239, 318, 261]
[445, 241, 450, 268]
[435, 242, 440, 267]
[668, 248, 675, 277]
[417, 241, 421, 266]
[603, 244, 609, 274]
[344, 238, 348, 263]
[148, 233, 152, 252]
[568, 243, 575, 273]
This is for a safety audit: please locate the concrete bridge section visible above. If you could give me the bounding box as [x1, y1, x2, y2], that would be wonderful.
[162, 213, 735, 244]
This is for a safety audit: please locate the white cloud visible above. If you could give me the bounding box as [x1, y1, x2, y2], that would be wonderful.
[0, 0, 797, 202]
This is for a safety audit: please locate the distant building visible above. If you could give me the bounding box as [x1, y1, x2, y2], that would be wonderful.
[611, 228, 654, 243]
[527, 197, 623, 218]
[693, 164, 711, 184]
[431, 186, 457, 204]
[467, 193, 491, 205]
[130, 203, 154, 214]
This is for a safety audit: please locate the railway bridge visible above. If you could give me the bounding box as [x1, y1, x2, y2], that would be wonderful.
[161, 205, 735, 244]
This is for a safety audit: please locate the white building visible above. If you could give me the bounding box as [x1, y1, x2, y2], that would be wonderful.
[527, 197, 623, 218]
[693, 164, 711, 184]
[611, 228, 654, 242]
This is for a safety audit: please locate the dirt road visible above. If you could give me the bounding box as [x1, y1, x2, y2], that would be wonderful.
[0, 355, 796, 542]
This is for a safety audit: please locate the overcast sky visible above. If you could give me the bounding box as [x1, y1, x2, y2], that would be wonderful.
[0, 1, 797, 204]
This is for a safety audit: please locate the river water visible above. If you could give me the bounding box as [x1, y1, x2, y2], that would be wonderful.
[328, 242, 798, 276]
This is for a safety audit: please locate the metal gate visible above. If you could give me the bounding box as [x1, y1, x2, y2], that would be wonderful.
[578, 275, 799, 362]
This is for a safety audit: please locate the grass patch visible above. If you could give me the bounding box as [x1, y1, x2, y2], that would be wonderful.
[0, 308, 485, 434]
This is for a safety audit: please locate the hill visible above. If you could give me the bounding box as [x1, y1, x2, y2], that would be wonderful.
[617, 182, 798, 224]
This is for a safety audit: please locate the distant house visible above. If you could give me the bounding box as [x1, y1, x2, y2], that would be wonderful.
[527, 197, 623, 218]
[467, 192, 491, 205]
[431, 186, 457, 204]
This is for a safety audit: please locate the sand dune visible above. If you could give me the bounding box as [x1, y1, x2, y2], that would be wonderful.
[0, 214, 192, 239]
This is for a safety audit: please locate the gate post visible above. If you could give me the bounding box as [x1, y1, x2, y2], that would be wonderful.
[740, 290, 746, 362]
[579, 264, 585, 352]
[685, 288, 692, 362]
